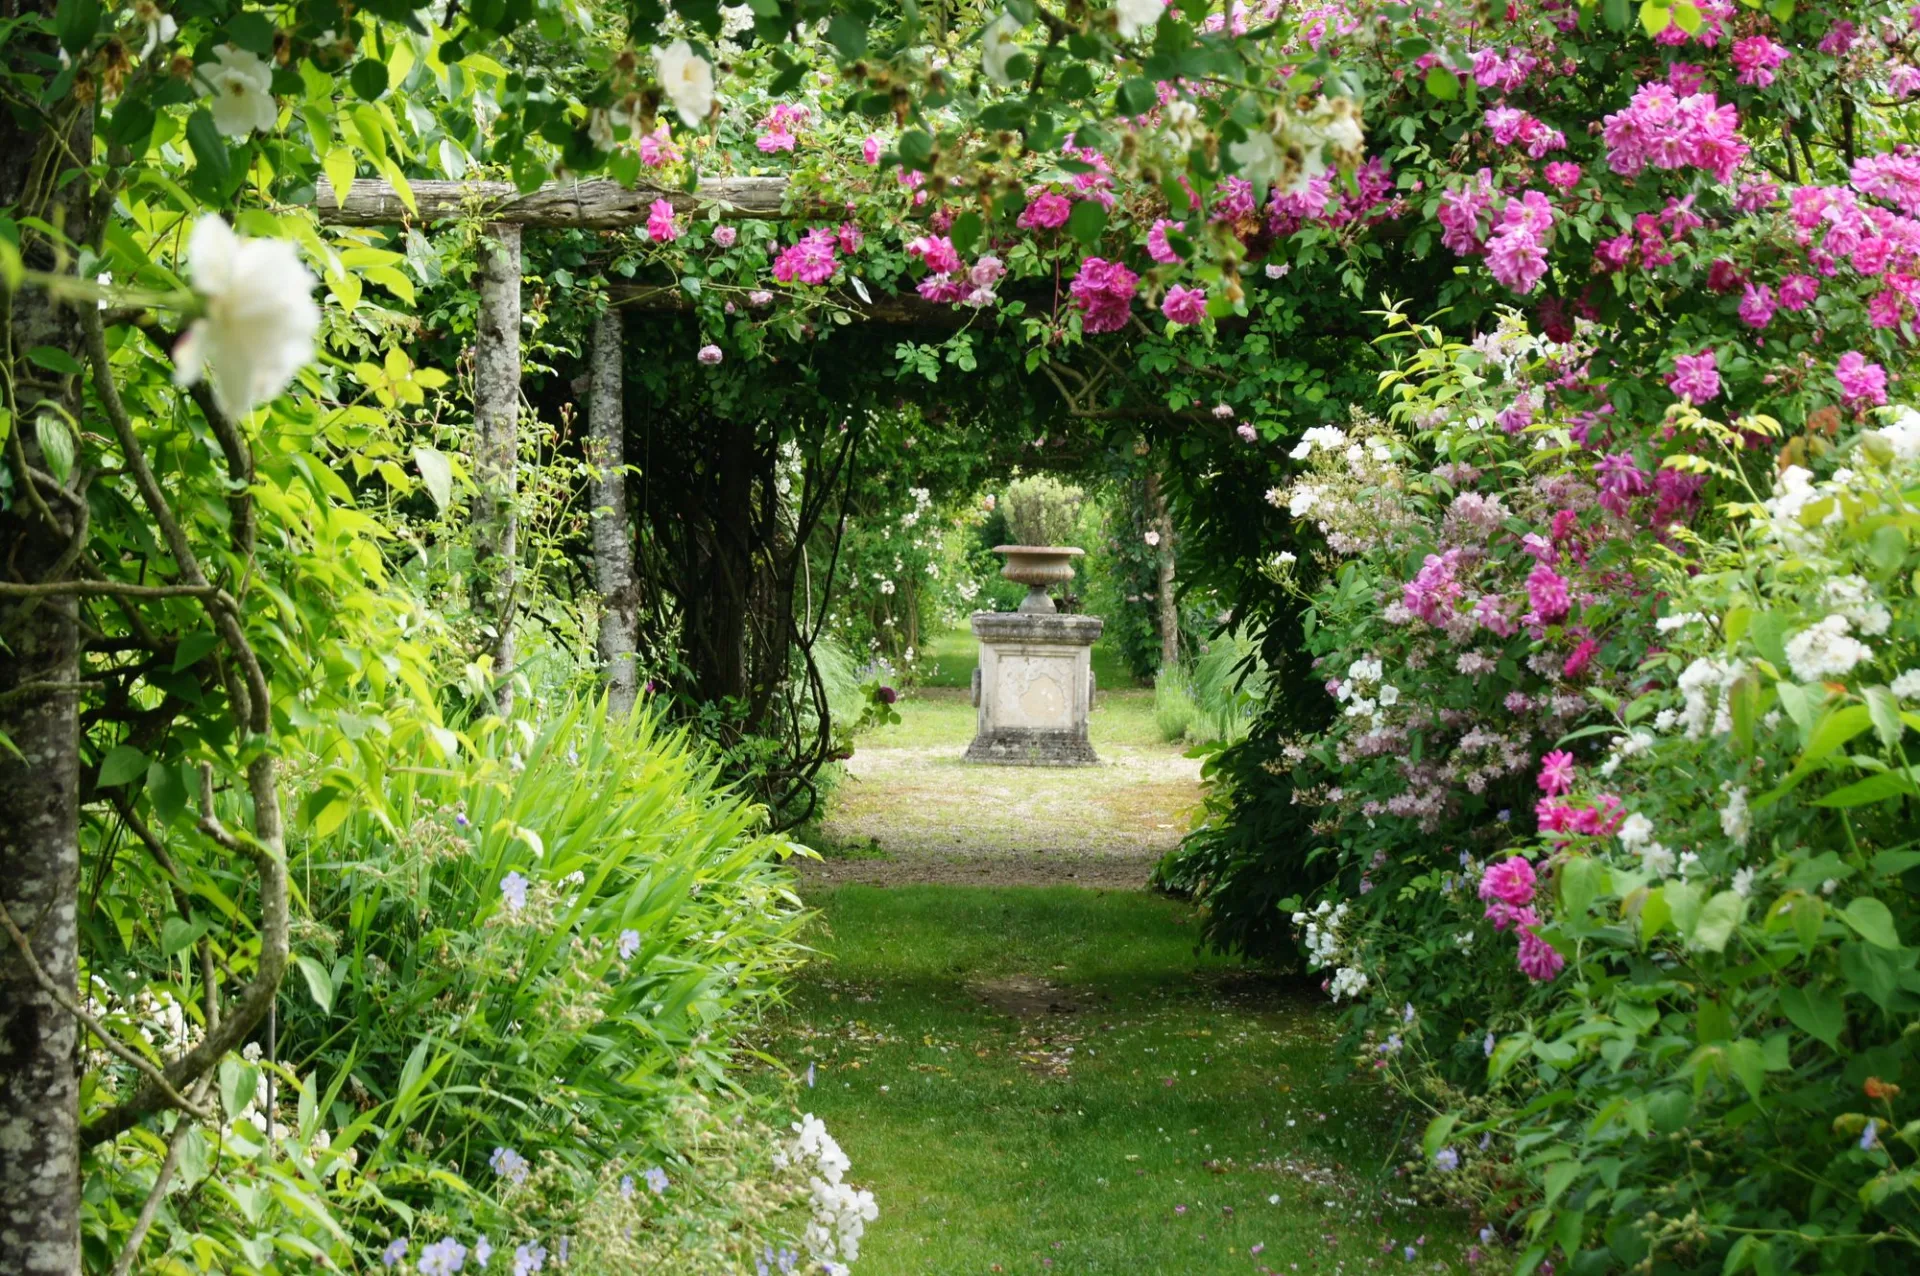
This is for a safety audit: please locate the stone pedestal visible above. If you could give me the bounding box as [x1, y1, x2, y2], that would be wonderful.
[965, 611, 1103, 766]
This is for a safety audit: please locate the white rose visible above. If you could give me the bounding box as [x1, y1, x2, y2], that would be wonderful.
[981, 12, 1022, 87]
[655, 40, 715, 128]
[172, 216, 320, 415]
[1228, 128, 1284, 187]
[1115, 0, 1167, 40]
[201, 44, 277, 138]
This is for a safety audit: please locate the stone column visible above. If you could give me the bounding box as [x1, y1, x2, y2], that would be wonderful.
[965, 612, 1103, 766]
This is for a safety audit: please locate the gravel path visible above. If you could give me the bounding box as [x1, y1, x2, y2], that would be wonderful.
[799, 687, 1204, 889]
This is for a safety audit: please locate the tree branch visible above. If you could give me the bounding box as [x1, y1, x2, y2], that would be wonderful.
[0, 903, 213, 1124]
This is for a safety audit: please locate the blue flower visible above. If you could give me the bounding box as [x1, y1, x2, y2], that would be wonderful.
[618, 928, 641, 960]
[643, 1166, 669, 1194]
[512, 1242, 547, 1276]
[620, 1174, 635, 1198]
[382, 1239, 409, 1268]
[419, 1237, 469, 1275]
[475, 1236, 494, 1268]
[1434, 1147, 1459, 1171]
[489, 1145, 529, 1184]
[1861, 1119, 1880, 1151]
[500, 872, 530, 913]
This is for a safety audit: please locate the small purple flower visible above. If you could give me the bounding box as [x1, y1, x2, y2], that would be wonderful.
[697, 344, 723, 366]
[643, 1166, 669, 1194]
[512, 1243, 546, 1276]
[1434, 1147, 1459, 1171]
[713, 225, 737, 247]
[489, 1145, 530, 1184]
[557, 1236, 569, 1266]
[1861, 1119, 1880, 1151]
[456, 810, 470, 827]
[1237, 422, 1257, 443]
[476, 1237, 494, 1268]
[500, 872, 529, 914]
[383, 1239, 409, 1268]
[1404, 1246, 1419, 1261]
[618, 929, 641, 960]
[1483, 1032, 1496, 1057]
[876, 686, 898, 705]
[420, 1237, 469, 1276]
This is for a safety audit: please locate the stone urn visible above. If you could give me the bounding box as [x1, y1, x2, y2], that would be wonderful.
[994, 545, 1083, 615]
[966, 546, 1103, 767]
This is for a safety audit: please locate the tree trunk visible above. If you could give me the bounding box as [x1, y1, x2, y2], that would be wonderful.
[0, 69, 91, 1274]
[1146, 469, 1179, 671]
[588, 309, 639, 715]
[471, 225, 522, 709]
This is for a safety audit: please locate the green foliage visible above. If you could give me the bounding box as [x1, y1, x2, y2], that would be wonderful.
[1153, 664, 1198, 742]
[1002, 475, 1087, 549]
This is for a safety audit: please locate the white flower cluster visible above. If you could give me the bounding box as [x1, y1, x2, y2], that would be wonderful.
[1291, 901, 1368, 999]
[1671, 656, 1744, 738]
[1784, 614, 1873, 683]
[780, 1114, 877, 1265]
[1229, 95, 1365, 196]
[1335, 656, 1398, 730]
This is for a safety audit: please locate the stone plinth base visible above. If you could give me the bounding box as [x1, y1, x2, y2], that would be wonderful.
[965, 611, 1103, 767]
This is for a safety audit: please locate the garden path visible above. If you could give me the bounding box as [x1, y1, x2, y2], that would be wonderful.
[802, 632, 1202, 888]
[770, 636, 1475, 1274]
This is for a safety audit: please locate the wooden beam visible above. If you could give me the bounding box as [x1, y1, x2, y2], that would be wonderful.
[608, 282, 995, 330]
[311, 176, 828, 227]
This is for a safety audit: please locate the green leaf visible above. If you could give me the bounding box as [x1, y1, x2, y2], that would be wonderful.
[350, 58, 390, 100]
[98, 744, 147, 788]
[1544, 1159, 1580, 1205]
[1842, 896, 1900, 949]
[219, 1058, 259, 1120]
[1560, 856, 1603, 919]
[1866, 687, 1905, 751]
[825, 13, 867, 58]
[1424, 65, 1459, 100]
[34, 413, 75, 482]
[1692, 891, 1747, 954]
[1778, 984, 1843, 1047]
[27, 345, 84, 376]
[1726, 1037, 1766, 1102]
[1422, 1112, 1458, 1158]
[172, 630, 220, 673]
[413, 446, 454, 511]
[295, 954, 335, 1014]
[323, 148, 358, 205]
[184, 109, 232, 188]
[1117, 77, 1157, 117]
[1814, 770, 1917, 807]
[1748, 611, 1790, 670]
[55, 0, 100, 54]
[160, 915, 206, 957]
[1066, 198, 1107, 248]
[146, 760, 188, 826]
[1639, 0, 1672, 33]
[949, 210, 984, 256]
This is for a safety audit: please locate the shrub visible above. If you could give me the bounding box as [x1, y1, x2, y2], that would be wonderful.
[1154, 664, 1198, 741]
[1002, 475, 1087, 548]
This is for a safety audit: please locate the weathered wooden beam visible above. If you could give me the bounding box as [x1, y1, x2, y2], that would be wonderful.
[607, 282, 991, 330]
[311, 176, 827, 226]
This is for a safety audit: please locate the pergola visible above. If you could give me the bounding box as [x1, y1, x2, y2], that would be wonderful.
[313, 176, 974, 713]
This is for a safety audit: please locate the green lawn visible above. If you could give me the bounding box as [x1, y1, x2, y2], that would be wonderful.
[754, 887, 1475, 1274]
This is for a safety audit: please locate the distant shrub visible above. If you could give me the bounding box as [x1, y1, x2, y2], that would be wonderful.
[1003, 475, 1086, 548]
